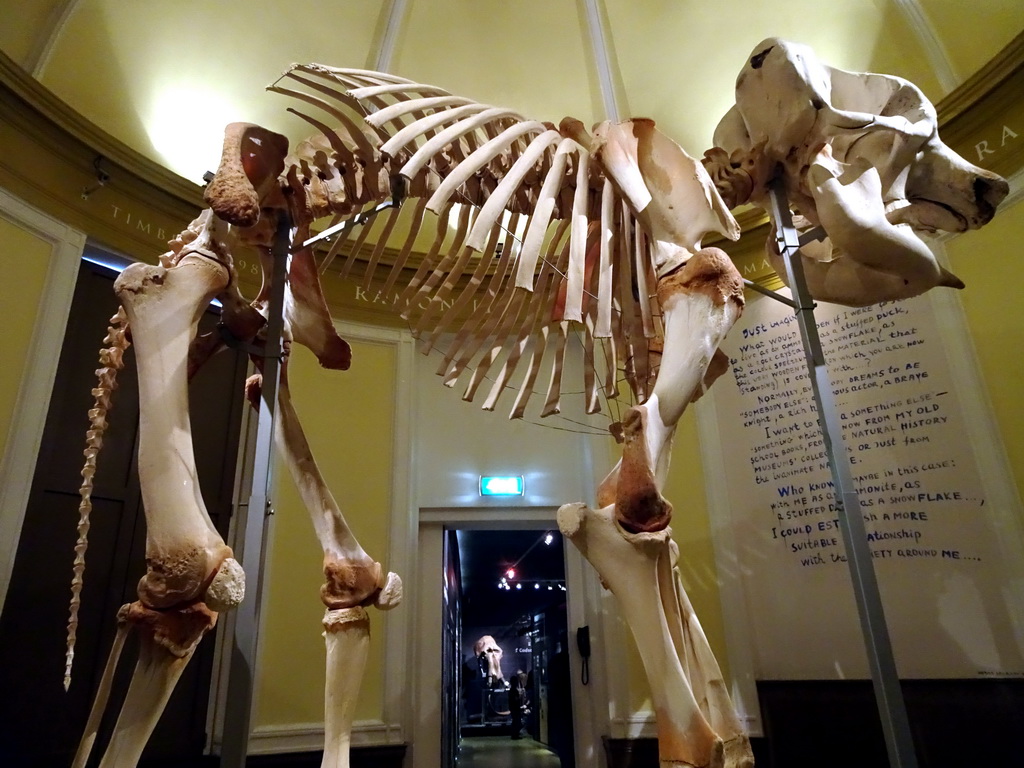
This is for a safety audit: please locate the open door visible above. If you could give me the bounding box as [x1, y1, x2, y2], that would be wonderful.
[0, 253, 247, 764]
[445, 527, 575, 767]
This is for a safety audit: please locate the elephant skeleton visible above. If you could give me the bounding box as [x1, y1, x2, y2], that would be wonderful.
[65, 38, 1006, 768]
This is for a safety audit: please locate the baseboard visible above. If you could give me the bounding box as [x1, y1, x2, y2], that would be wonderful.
[607, 712, 657, 739]
[245, 743, 407, 768]
[603, 736, 770, 768]
[247, 721, 405, 755]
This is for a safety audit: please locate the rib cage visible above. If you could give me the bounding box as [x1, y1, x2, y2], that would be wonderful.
[270, 63, 664, 420]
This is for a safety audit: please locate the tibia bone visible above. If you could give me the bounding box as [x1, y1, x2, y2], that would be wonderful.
[322, 608, 371, 768]
[90, 602, 216, 768]
[558, 503, 724, 768]
[72, 606, 132, 768]
[669, 542, 754, 767]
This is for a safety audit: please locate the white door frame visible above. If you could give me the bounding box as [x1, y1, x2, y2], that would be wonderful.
[0, 187, 84, 615]
[411, 507, 607, 768]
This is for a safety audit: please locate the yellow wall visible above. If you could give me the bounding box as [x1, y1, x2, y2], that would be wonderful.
[256, 338, 398, 727]
[943, 196, 1024, 500]
[0, 217, 51, 459]
[920, 0, 1024, 79]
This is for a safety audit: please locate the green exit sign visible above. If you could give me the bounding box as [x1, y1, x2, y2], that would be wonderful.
[479, 476, 524, 496]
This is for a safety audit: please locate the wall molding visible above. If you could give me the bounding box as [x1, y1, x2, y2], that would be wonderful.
[608, 713, 657, 740]
[249, 720, 405, 755]
[0, 49, 202, 207]
[26, 0, 81, 79]
[936, 31, 1024, 126]
[0, 187, 84, 615]
[891, 0, 960, 91]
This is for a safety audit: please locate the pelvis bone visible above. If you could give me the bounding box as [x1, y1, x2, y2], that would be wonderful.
[711, 37, 1009, 306]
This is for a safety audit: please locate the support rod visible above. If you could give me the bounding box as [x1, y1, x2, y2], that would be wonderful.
[581, 0, 621, 121]
[742, 278, 798, 309]
[219, 215, 291, 766]
[767, 181, 919, 768]
[303, 175, 407, 249]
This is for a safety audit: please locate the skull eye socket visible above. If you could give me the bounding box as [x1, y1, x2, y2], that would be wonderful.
[750, 45, 774, 69]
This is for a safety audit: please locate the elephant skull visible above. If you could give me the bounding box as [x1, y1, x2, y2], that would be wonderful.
[711, 38, 1008, 306]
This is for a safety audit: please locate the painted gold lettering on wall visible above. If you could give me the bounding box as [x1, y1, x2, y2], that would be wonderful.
[234, 259, 263, 278]
[354, 286, 401, 307]
[110, 204, 170, 243]
[353, 285, 475, 313]
[742, 257, 772, 276]
[974, 124, 1019, 162]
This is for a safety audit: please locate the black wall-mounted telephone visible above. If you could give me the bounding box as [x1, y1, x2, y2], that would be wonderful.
[576, 626, 591, 685]
[576, 626, 590, 657]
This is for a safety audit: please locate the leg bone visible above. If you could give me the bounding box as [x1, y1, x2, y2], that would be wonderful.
[114, 230, 242, 610]
[89, 602, 216, 768]
[251, 361, 401, 768]
[72, 606, 132, 768]
[322, 608, 371, 768]
[559, 503, 723, 768]
[669, 542, 754, 768]
[613, 248, 744, 534]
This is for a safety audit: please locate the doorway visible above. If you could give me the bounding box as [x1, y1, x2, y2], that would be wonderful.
[443, 526, 574, 768]
[414, 514, 605, 768]
[0, 253, 248, 764]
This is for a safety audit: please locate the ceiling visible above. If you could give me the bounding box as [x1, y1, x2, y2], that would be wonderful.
[2, 1, 1021, 188]
[457, 528, 566, 592]
[455, 528, 567, 629]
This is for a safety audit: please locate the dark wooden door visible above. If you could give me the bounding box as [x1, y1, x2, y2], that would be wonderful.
[0, 256, 248, 766]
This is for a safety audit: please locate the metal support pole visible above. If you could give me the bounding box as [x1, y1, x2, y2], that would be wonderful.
[219, 215, 291, 765]
[767, 181, 919, 768]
